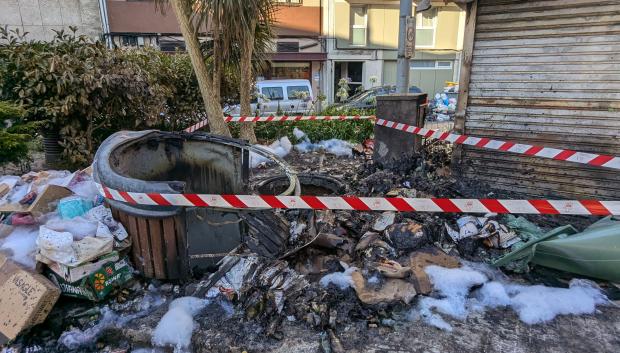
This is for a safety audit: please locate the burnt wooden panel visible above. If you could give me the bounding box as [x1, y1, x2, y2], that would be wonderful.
[174, 215, 189, 277]
[148, 219, 166, 279]
[162, 218, 180, 279]
[136, 217, 154, 278]
[458, 0, 620, 199]
[113, 208, 188, 279]
[126, 214, 143, 273]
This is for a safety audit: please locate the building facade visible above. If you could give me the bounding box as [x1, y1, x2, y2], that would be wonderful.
[99, 0, 326, 96]
[321, 0, 465, 103]
[0, 0, 104, 41]
[0, 0, 464, 107]
[262, 0, 326, 97]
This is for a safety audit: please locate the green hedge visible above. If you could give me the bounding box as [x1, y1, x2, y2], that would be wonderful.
[230, 106, 376, 144]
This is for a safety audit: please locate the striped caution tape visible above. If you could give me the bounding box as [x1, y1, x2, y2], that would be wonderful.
[184, 115, 620, 171]
[184, 115, 375, 133]
[376, 118, 620, 171]
[96, 184, 619, 215]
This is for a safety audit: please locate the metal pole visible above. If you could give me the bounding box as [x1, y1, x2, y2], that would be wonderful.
[396, 0, 413, 93]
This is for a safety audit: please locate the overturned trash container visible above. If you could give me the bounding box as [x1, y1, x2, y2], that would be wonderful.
[93, 131, 296, 280]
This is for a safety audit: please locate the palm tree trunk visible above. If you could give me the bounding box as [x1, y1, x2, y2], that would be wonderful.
[170, 0, 230, 137]
[239, 21, 257, 143]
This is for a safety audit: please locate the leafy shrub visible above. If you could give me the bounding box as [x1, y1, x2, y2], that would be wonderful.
[248, 106, 376, 144]
[0, 130, 29, 167]
[0, 27, 168, 166]
[0, 101, 31, 169]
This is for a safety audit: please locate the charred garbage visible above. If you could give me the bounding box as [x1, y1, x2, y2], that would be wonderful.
[0, 132, 618, 353]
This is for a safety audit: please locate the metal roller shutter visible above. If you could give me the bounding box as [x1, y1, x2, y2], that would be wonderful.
[460, 0, 620, 199]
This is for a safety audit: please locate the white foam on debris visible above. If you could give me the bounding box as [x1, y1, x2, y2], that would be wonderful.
[152, 297, 209, 352]
[59, 291, 167, 350]
[410, 265, 609, 331]
[506, 279, 608, 324]
[250, 137, 293, 168]
[69, 177, 100, 200]
[44, 216, 98, 240]
[319, 267, 357, 290]
[59, 307, 119, 350]
[293, 128, 353, 157]
[0, 226, 39, 269]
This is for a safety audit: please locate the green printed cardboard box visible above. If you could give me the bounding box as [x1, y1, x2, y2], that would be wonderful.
[46, 258, 133, 301]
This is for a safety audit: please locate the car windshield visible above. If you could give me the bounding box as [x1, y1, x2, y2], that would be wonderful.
[348, 90, 374, 103]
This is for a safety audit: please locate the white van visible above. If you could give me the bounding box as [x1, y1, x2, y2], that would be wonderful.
[226, 79, 314, 116]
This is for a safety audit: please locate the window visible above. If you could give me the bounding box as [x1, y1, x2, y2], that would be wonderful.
[410, 60, 453, 70]
[121, 35, 138, 47]
[159, 40, 186, 52]
[350, 6, 367, 46]
[270, 62, 311, 80]
[415, 8, 437, 48]
[436, 61, 453, 69]
[287, 86, 310, 100]
[277, 42, 300, 53]
[411, 60, 436, 69]
[261, 87, 284, 101]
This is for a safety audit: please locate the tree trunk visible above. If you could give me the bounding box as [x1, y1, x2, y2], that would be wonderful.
[238, 22, 257, 143]
[170, 0, 230, 137]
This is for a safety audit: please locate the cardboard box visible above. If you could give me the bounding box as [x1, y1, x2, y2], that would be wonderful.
[47, 251, 120, 283]
[0, 185, 73, 216]
[0, 254, 61, 344]
[46, 257, 133, 302]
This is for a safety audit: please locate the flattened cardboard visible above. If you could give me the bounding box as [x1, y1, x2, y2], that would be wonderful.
[46, 257, 133, 302]
[0, 254, 60, 344]
[47, 251, 120, 283]
[0, 185, 73, 216]
[409, 247, 460, 295]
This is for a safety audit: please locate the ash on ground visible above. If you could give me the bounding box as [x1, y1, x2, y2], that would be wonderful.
[7, 142, 620, 353]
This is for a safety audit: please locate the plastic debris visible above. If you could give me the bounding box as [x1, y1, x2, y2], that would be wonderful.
[294, 128, 354, 157]
[58, 196, 93, 219]
[372, 211, 395, 232]
[250, 136, 293, 168]
[494, 217, 620, 282]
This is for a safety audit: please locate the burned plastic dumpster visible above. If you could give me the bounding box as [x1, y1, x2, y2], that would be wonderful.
[255, 173, 345, 196]
[93, 130, 296, 279]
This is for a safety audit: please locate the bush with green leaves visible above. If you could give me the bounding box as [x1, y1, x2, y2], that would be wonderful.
[0, 101, 31, 169]
[246, 106, 375, 144]
[0, 27, 169, 166]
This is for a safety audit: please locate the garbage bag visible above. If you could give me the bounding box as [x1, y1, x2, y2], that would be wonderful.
[531, 217, 620, 282]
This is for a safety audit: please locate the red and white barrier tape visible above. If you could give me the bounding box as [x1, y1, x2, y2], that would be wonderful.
[184, 115, 375, 133]
[97, 184, 619, 215]
[184, 115, 620, 171]
[376, 119, 620, 171]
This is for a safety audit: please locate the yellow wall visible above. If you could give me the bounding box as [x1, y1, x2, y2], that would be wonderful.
[435, 7, 461, 49]
[334, 1, 463, 50]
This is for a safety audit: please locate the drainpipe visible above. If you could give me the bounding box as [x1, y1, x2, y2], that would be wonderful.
[396, 0, 413, 93]
[98, 0, 112, 48]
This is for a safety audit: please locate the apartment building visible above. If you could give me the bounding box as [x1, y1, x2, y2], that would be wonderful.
[321, 0, 465, 103]
[99, 0, 326, 95]
[1, 0, 464, 105]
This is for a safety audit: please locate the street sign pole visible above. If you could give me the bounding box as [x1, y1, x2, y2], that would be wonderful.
[396, 0, 414, 93]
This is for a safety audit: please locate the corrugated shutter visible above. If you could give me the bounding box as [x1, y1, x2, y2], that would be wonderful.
[461, 0, 620, 199]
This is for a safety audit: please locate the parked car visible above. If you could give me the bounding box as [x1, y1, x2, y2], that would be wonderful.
[335, 85, 423, 111]
[226, 79, 314, 116]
